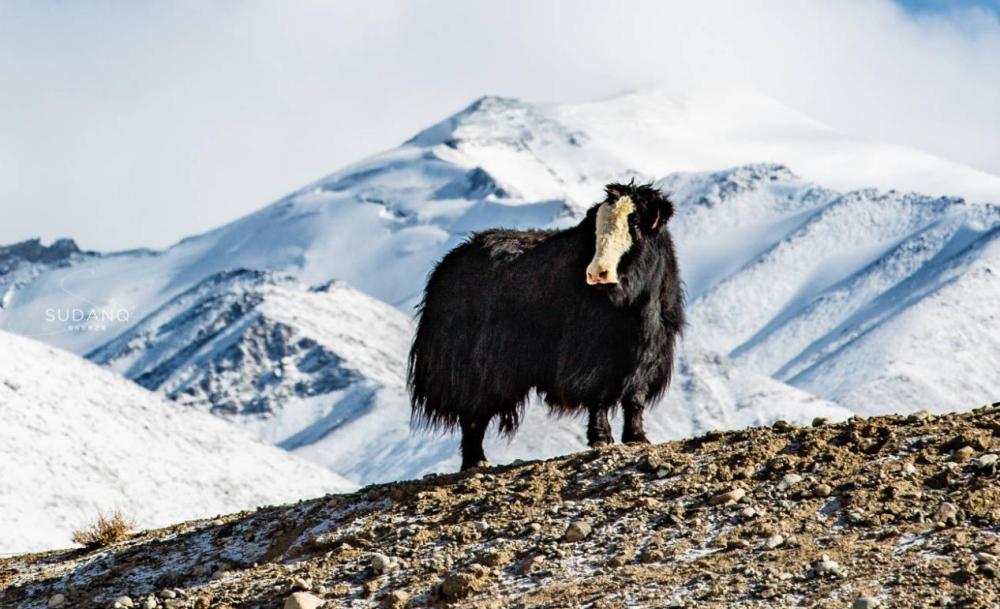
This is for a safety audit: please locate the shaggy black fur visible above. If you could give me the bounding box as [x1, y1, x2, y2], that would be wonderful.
[408, 181, 685, 470]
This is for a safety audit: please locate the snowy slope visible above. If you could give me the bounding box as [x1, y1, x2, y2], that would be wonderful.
[0, 238, 93, 315]
[89, 270, 411, 446]
[666, 165, 1000, 414]
[85, 267, 850, 484]
[292, 347, 851, 484]
[4, 89, 1000, 356]
[0, 330, 355, 554]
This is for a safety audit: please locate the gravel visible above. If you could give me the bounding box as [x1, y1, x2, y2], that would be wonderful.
[7, 406, 1000, 608]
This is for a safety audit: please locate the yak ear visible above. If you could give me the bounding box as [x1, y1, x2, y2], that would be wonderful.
[648, 193, 674, 231]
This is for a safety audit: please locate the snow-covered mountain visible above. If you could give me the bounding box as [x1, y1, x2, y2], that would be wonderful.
[667, 164, 1000, 414]
[5, 89, 1000, 355]
[0, 238, 92, 313]
[74, 155, 1000, 425]
[3, 88, 1000, 487]
[89, 270, 411, 446]
[0, 329, 354, 554]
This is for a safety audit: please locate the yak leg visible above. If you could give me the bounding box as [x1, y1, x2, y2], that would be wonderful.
[460, 415, 491, 471]
[587, 405, 614, 448]
[622, 396, 650, 444]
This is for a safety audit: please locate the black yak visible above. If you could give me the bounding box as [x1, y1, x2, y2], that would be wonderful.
[408, 181, 684, 470]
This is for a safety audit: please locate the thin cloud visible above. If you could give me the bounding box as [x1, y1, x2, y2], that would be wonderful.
[1, 0, 998, 250]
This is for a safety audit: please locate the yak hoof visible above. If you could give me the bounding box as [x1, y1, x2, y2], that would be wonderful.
[623, 434, 651, 445]
[590, 439, 613, 450]
[462, 460, 491, 471]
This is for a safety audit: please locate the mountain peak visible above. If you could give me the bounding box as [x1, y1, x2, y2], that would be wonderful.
[0, 237, 81, 267]
[404, 94, 582, 151]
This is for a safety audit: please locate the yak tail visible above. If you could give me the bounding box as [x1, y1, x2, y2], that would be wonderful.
[407, 308, 462, 432]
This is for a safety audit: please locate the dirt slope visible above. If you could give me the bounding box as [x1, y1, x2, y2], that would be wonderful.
[4, 406, 1000, 609]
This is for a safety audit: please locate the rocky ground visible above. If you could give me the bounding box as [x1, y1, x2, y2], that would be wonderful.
[5, 405, 1000, 609]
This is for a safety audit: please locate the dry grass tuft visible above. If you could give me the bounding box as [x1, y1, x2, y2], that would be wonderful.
[71, 508, 136, 548]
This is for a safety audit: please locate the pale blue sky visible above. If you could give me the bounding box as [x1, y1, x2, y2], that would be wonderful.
[898, 0, 1000, 16]
[1, 1, 998, 251]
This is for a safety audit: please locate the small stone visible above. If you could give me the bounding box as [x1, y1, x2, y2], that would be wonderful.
[142, 597, 158, 609]
[741, 507, 757, 519]
[517, 555, 546, 575]
[976, 552, 997, 564]
[935, 502, 960, 527]
[777, 473, 803, 491]
[764, 534, 784, 549]
[363, 579, 384, 597]
[48, 594, 66, 608]
[816, 558, 841, 575]
[290, 576, 312, 591]
[441, 573, 487, 599]
[639, 549, 665, 563]
[113, 597, 135, 609]
[607, 553, 631, 568]
[637, 496, 660, 508]
[975, 454, 998, 469]
[468, 563, 490, 577]
[907, 410, 931, 422]
[479, 548, 515, 568]
[371, 553, 396, 575]
[953, 446, 976, 462]
[157, 591, 177, 600]
[283, 592, 324, 609]
[812, 417, 830, 427]
[472, 520, 490, 532]
[727, 539, 751, 550]
[772, 420, 794, 431]
[812, 483, 832, 498]
[564, 520, 592, 542]
[382, 590, 409, 609]
[328, 584, 350, 596]
[852, 598, 881, 609]
[709, 488, 745, 506]
[904, 462, 916, 475]
[656, 466, 673, 479]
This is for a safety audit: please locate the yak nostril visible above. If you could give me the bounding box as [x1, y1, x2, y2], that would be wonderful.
[598, 270, 608, 280]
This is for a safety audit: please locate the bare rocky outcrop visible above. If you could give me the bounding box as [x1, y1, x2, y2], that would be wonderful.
[4, 405, 1000, 608]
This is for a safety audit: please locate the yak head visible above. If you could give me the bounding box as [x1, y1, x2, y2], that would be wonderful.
[586, 181, 674, 291]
